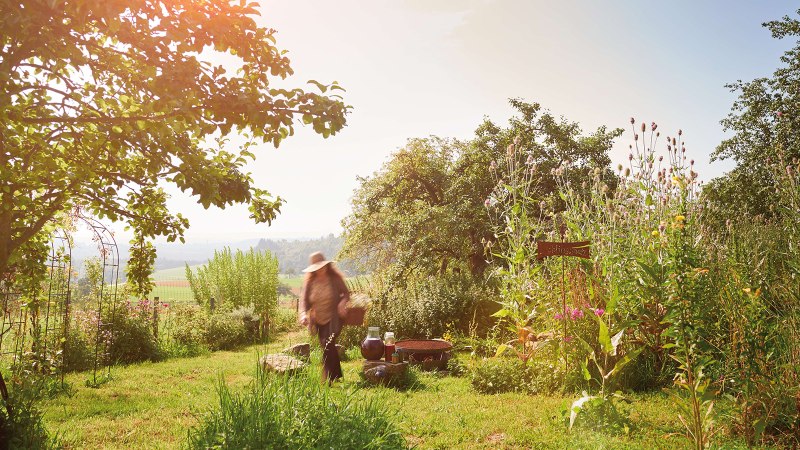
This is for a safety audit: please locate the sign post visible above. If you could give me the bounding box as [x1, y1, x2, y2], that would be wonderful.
[536, 225, 590, 373]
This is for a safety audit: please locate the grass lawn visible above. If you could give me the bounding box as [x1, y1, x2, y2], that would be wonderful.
[42, 331, 764, 449]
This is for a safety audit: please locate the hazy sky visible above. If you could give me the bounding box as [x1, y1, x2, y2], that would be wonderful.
[139, 1, 795, 243]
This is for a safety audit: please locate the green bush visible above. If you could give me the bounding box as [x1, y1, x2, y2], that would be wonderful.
[470, 357, 564, 395]
[188, 370, 407, 449]
[366, 273, 493, 339]
[62, 328, 93, 373]
[185, 247, 279, 323]
[104, 301, 160, 365]
[167, 304, 209, 352]
[204, 313, 249, 351]
[0, 377, 60, 450]
[229, 305, 261, 341]
[268, 307, 299, 336]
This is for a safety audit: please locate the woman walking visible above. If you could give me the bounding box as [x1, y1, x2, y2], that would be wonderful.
[298, 251, 350, 383]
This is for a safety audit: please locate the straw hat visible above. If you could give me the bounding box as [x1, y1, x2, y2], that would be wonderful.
[302, 251, 334, 273]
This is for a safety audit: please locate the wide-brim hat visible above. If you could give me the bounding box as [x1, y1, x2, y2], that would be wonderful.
[302, 251, 335, 273]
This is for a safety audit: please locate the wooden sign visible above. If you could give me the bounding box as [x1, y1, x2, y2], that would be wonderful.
[536, 241, 590, 260]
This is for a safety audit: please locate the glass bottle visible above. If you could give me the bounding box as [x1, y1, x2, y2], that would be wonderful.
[383, 331, 396, 362]
[360, 326, 384, 360]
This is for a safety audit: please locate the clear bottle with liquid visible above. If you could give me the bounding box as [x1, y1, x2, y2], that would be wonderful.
[383, 331, 396, 362]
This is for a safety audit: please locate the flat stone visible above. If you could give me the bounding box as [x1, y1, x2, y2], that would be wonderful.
[260, 354, 306, 374]
[362, 360, 408, 385]
[282, 343, 310, 359]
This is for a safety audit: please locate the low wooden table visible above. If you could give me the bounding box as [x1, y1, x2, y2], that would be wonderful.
[362, 360, 408, 385]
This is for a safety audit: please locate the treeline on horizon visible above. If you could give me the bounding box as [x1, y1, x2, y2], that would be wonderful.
[255, 234, 363, 275]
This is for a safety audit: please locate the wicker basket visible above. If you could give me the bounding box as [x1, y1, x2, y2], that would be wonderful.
[343, 306, 366, 326]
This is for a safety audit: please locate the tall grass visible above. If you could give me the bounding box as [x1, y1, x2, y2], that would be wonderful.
[187, 366, 407, 449]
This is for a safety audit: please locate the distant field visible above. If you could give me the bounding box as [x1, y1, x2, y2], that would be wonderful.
[279, 274, 303, 289]
[152, 265, 203, 281]
[140, 269, 362, 303]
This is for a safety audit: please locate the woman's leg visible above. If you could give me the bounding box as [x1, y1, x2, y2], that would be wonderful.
[317, 322, 343, 382]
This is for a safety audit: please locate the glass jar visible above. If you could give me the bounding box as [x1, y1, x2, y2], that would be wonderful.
[360, 327, 384, 360]
[383, 331, 396, 362]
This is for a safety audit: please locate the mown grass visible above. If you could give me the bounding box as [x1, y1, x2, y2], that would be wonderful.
[41, 331, 769, 449]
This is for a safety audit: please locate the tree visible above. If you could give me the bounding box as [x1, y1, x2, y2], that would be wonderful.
[706, 10, 800, 222]
[0, 0, 348, 292]
[340, 100, 621, 279]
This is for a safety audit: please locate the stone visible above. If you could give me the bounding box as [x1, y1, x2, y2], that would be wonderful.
[282, 342, 310, 359]
[260, 354, 306, 375]
[362, 360, 408, 385]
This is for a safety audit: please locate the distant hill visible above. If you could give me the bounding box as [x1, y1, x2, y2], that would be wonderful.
[255, 234, 361, 275]
[69, 234, 361, 281]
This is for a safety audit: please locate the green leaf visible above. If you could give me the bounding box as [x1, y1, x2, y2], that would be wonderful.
[597, 317, 612, 353]
[491, 308, 511, 318]
[581, 359, 591, 381]
[495, 344, 510, 357]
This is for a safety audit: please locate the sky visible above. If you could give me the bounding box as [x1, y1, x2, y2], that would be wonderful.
[135, 0, 796, 244]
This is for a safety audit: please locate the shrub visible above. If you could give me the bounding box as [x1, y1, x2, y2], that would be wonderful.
[167, 304, 209, 351]
[470, 357, 564, 395]
[188, 370, 407, 449]
[104, 301, 160, 365]
[204, 313, 250, 351]
[185, 247, 279, 325]
[366, 273, 492, 339]
[62, 328, 93, 373]
[0, 376, 60, 449]
[229, 305, 261, 341]
[268, 307, 299, 336]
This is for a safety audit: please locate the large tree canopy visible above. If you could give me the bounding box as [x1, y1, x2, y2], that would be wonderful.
[0, 0, 348, 289]
[340, 100, 620, 280]
[706, 10, 800, 221]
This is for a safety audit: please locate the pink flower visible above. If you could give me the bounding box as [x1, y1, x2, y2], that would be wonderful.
[594, 308, 604, 317]
[554, 312, 564, 321]
[564, 335, 574, 343]
[570, 308, 584, 320]
[777, 111, 784, 117]
[484, 198, 491, 207]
